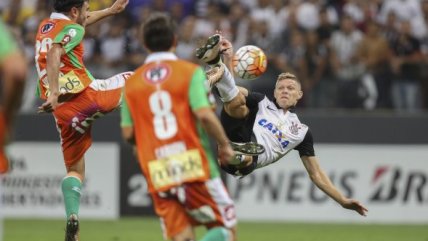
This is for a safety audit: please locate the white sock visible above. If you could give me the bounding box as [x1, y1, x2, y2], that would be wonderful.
[215, 63, 239, 102]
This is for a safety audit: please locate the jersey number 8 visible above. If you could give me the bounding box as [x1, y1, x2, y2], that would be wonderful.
[149, 91, 177, 140]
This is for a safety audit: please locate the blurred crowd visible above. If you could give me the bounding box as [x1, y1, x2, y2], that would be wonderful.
[2, 0, 428, 112]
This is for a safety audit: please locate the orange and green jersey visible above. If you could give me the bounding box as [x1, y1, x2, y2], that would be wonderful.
[35, 13, 95, 100]
[121, 52, 219, 193]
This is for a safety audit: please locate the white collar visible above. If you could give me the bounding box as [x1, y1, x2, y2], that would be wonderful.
[144, 52, 177, 64]
[50, 12, 71, 20]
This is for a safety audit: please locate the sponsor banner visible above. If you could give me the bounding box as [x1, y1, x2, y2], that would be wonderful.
[227, 144, 428, 223]
[119, 144, 155, 216]
[1, 142, 119, 219]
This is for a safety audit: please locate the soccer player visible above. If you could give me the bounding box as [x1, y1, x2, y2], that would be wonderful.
[35, 0, 130, 240]
[0, 21, 26, 174]
[121, 13, 237, 241]
[196, 34, 368, 217]
[0, 19, 27, 241]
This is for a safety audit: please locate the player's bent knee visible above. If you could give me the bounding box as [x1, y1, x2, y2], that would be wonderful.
[172, 226, 195, 241]
[224, 104, 249, 119]
[224, 93, 248, 119]
[228, 226, 237, 241]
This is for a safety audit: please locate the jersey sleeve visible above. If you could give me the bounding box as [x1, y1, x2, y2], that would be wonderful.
[120, 96, 134, 127]
[189, 67, 212, 110]
[294, 128, 316, 157]
[245, 91, 265, 108]
[53, 23, 84, 53]
[0, 21, 17, 62]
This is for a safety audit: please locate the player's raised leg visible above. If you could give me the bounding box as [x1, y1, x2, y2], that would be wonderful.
[196, 35, 249, 119]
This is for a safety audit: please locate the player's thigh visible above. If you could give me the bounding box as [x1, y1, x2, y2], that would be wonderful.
[151, 193, 195, 240]
[151, 178, 236, 240]
[185, 178, 237, 230]
[53, 93, 95, 168]
[220, 108, 253, 143]
[224, 91, 249, 119]
[90, 71, 133, 112]
[171, 226, 195, 241]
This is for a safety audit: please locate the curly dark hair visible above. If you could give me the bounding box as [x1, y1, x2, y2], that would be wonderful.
[142, 12, 176, 52]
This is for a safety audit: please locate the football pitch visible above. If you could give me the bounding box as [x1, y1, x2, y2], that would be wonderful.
[4, 217, 428, 241]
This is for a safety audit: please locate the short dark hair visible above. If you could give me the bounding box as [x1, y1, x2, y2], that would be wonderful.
[142, 12, 176, 52]
[53, 0, 87, 13]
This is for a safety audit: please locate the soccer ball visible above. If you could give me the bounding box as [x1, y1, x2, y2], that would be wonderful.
[232, 45, 267, 80]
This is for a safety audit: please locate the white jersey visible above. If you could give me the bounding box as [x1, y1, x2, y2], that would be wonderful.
[253, 97, 309, 167]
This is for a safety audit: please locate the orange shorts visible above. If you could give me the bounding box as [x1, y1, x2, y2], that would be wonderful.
[53, 72, 132, 167]
[151, 177, 237, 240]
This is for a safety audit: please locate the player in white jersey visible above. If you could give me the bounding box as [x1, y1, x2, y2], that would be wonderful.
[196, 34, 368, 217]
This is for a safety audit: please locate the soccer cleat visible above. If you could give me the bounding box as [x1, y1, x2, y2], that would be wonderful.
[205, 64, 225, 87]
[65, 214, 79, 241]
[195, 34, 222, 65]
[230, 142, 265, 156]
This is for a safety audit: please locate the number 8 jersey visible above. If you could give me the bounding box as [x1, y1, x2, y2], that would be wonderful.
[35, 13, 94, 99]
[121, 52, 219, 193]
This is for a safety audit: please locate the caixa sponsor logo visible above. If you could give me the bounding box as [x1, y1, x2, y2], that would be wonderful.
[369, 166, 428, 204]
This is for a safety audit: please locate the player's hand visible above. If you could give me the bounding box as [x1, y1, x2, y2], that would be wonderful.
[342, 199, 368, 216]
[219, 35, 233, 60]
[38, 93, 60, 113]
[217, 143, 235, 167]
[109, 0, 129, 14]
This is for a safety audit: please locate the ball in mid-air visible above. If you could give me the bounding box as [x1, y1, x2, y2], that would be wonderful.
[232, 45, 267, 80]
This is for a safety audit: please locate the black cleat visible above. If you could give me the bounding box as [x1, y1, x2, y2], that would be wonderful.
[231, 142, 265, 156]
[195, 34, 222, 65]
[65, 214, 79, 241]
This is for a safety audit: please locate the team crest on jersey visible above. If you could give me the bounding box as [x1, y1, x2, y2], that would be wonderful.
[144, 64, 171, 84]
[41, 22, 55, 34]
[289, 122, 301, 135]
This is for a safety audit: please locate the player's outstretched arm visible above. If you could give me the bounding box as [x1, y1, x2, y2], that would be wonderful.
[301, 155, 368, 216]
[86, 0, 129, 26]
[38, 43, 64, 113]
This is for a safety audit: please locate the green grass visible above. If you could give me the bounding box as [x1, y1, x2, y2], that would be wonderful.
[4, 218, 428, 241]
